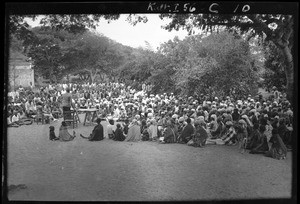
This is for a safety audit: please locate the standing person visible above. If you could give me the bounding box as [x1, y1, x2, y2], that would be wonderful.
[59, 121, 76, 141]
[29, 82, 34, 91]
[61, 88, 72, 112]
[148, 118, 158, 141]
[236, 119, 248, 153]
[80, 118, 104, 141]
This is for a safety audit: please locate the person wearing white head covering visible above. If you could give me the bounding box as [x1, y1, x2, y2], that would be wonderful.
[148, 118, 158, 141]
[125, 119, 141, 142]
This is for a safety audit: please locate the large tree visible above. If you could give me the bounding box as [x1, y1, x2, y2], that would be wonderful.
[158, 14, 295, 103]
[26, 27, 68, 83]
[60, 31, 124, 84]
[158, 32, 259, 98]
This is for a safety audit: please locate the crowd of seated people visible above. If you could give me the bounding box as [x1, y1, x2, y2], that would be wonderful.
[7, 83, 293, 160]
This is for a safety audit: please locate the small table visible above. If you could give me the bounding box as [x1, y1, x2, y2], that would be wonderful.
[78, 108, 98, 126]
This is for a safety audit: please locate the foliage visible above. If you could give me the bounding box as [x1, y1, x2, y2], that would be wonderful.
[158, 13, 294, 102]
[262, 41, 286, 92]
[168, 32, 259, 97]
[26, 27, 67, 83]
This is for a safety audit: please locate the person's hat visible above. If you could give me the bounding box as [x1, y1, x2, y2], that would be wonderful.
[132, 119, 138, 124]
[238, 119, 247, 125]
[198, 116, 205, 120]
[178, 117, 184, 122]
[211, 114, 217, 119]
[225, 121, 233, 126]
[172, 114, 178, 119]
[241, 115, 248, 119]
[194, 119, 201, 126]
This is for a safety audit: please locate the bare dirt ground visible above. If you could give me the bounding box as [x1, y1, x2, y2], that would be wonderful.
[6, 114, 292, 201]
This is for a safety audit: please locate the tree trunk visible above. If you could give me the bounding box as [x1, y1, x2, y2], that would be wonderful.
[91, 74, 96, 84]
[87, 69, 99, 84]
[281, 45, 294, 105]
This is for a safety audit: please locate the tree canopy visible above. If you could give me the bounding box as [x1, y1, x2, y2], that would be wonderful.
[158, 13, 294, 102]
[7, 13, 293, 103]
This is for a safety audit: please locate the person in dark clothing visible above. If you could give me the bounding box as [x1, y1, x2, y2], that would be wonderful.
[141, 120, 150, 141]
[232, 108, 240, 122]
[249, 125, 269, 154]
[265, 128, 288, 160]
[114, 124, 126, 141]
[277, 118, 292, 147]
[80, 118, 104, 141]
[246, 123, 260, 150]
[191, 119, 208, 147]
[61, 88, 72, 119]
[260, 114, 269, 126]
[84, 91, 90, 100]
[179, 118, 194, 143]
[122, 120, 129, 135]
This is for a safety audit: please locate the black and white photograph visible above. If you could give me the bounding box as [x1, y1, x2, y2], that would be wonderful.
[3, 1, 297, 202]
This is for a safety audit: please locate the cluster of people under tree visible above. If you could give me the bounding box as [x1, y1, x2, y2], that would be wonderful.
[7, 82, 293, 160]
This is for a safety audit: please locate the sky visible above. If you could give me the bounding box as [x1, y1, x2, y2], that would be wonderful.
[25, 14, 193, 51]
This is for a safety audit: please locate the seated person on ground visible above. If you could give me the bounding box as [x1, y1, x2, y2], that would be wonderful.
[187, 119, 208, 147]
[265, 128, 287, 160]
[249, 125, 269, 154]
[107, 118, 116, 139]
[80, 118, 104, 141]
[161, 120, 177, 144]
[141, 120, 150, 141]
[114, 123, 126, 141]
[178, 118, 194, 143]
[221, 121, 237, 145]
[49, 126, 59, 141]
